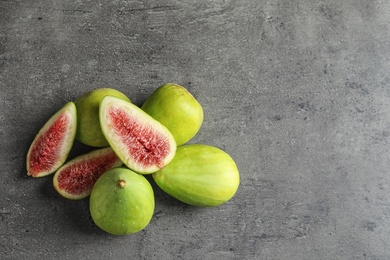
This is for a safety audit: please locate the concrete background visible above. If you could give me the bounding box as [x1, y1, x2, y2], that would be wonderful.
[1, 0, 390, 259]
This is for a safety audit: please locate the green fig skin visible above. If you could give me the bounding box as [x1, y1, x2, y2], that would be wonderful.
[141, 83, 204, 146]
[152, 144, 240, 207]
[90, 168, 155, 235]
[74, 88, 130, 147]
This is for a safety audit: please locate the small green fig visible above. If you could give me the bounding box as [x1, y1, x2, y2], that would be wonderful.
[153, 144, 240, 207]
[141, 83, 204, 146]
[89, 168, 155, 235]
[74, 88, 130, 147]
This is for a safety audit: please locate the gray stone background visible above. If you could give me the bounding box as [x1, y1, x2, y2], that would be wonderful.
[1, 0, 390, 259]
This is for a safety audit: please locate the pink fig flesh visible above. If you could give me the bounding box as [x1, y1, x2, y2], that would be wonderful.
[99, 96, 176, 174]
[53, 147, 123, 200]
[26, 102, 77, 177]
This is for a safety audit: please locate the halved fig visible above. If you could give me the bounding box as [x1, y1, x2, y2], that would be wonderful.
[53, 147, 123, 200]
[99, 96, 176, 174]
[26, 102, 77, 177]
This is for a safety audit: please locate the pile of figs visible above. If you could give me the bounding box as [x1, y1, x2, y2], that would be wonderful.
[26, 83, 240, 235]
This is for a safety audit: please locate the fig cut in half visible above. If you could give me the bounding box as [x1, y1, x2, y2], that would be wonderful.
[53, 147, 123, 200]
[99, 96, 176, 174]
[26, 102, 77, 178]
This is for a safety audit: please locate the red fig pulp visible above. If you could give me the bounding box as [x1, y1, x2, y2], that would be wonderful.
[26, 102, 77, 177]
[53, 147, 123, 199]
[99, 96, 176, 174]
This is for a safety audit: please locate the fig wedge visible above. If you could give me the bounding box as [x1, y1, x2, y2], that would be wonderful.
[26, 102, 77, 177]
[53, 147, 123, 200]
[99, 96, 176, 174]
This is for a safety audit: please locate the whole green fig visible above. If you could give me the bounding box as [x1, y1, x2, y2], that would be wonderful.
[141, 83, 203, 146]
[153, 144, 240, 207]
[90, 168, 155, 235]
[75, 88, 130, 147]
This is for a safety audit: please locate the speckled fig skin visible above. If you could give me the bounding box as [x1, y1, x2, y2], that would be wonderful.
[26, 102, 77, 178]
[141, 83, 204, 146]
[74, 88, 130, 147]
[89, 168, 155, 235]
[153, 144, 240, 207]
[99, 96, 176, 174]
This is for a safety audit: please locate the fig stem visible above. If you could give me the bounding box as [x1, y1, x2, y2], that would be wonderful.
[117, 179, 127, 188]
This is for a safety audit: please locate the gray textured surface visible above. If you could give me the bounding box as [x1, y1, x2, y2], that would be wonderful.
[1, 0, 390, 259]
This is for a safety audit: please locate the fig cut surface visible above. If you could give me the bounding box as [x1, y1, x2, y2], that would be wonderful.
[53, 147, 123, 200]
[26, 102, 77, 177]
[99, 96, 176, 174]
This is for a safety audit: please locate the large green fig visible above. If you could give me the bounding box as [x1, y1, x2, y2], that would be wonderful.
[74, 88, 130, 147]
[153, 144, 240, 207]
[90, 168, 155, 235]
[141, 83, 203, 146]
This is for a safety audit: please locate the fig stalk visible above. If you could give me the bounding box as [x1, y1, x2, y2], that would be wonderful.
[117, 179, 127, 188]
